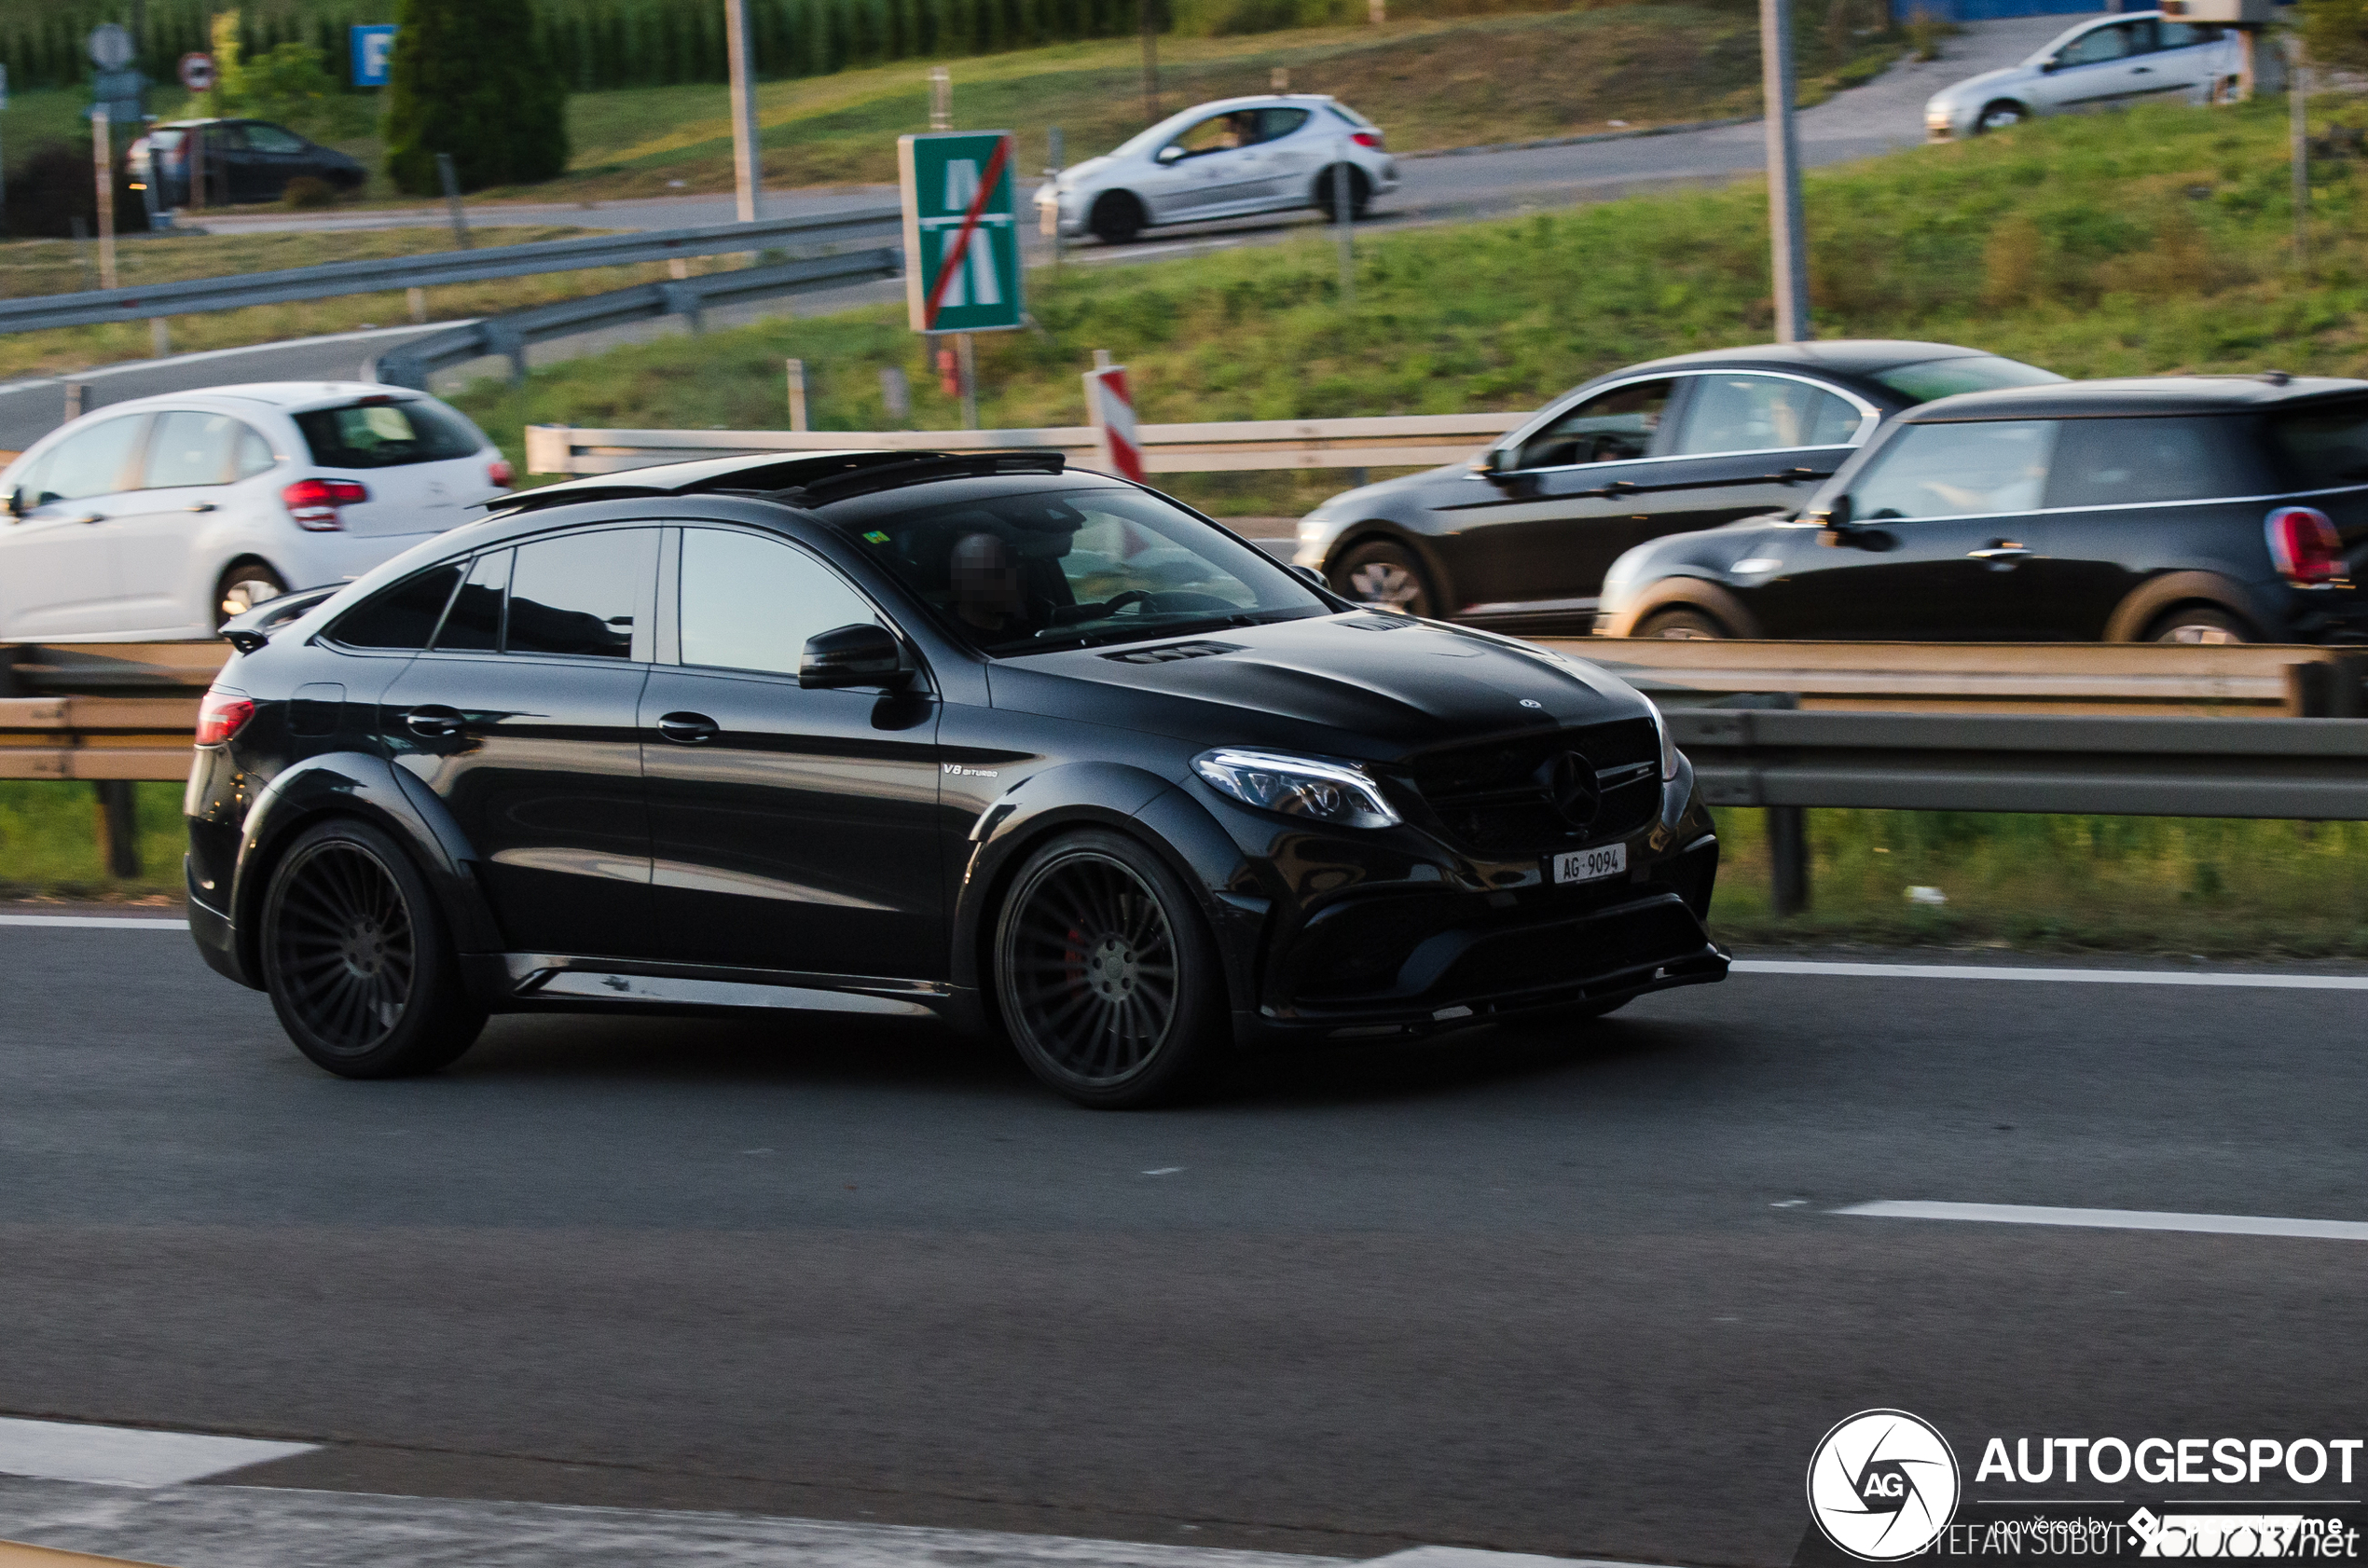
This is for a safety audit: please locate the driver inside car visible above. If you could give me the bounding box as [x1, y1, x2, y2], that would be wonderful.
[950, 530, 1036, 638]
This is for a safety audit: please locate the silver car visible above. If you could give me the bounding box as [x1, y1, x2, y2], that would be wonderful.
[1036, 94, 1398, 244]
[1924, 12, 2239, 140]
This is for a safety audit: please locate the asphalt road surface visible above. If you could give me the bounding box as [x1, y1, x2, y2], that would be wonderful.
[0, 17, 2083, 457]
[4, 915, 2363, 1563]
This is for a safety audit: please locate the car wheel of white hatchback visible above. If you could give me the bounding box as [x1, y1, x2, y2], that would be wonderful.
[216, 566, 289, 627]
[1975, 101, 2027, 133]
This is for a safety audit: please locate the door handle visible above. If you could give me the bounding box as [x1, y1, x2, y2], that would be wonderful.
[1966, 543, 2033, 565]
[405, 704, 464, 738]
[1769, 466, 1821, 484]
[2133, 64, 2153, 73]
[1597, 479, 1640, 497]
[657, 711, 718, 745]
[186, 502, 217, 513]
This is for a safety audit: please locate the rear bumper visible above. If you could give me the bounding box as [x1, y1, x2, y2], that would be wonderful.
[186, 854, 254, 989]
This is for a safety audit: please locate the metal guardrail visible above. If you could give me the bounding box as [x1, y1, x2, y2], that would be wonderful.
[523, 412, 1527, 477]
[0, 695, 200, 781]
[0, 207, 903, 334]
[375, 248, 903, 391]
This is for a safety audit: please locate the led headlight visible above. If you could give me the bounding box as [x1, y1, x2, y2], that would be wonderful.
[1192, 749, 1401, 830]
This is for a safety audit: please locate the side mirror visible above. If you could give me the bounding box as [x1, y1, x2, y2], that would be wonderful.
[1288, 562, 1328, 590]
[1813, 494, 1859, 547]
[4, 488, 23, 521]
[799, 622, 909, 689]
[2039, 57, 2060, 72]
[1469, 447, 1512, 478]
[1156, 144, 1186, 165]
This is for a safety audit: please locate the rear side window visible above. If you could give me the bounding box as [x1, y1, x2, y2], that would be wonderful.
[2269, 401, 2368, 488]
[332, 564, 462, 650]
[1257, 108, 1312, 142]
[1871, 356, 2065, 405]
[1852, 420, 2055, 519]
[143, 410, 273, 488]
[2044, 417, 2266, 509]
[504, 530, 654, 659]
[1669, 374, 1864, 456]
[294, 400, 481, 469]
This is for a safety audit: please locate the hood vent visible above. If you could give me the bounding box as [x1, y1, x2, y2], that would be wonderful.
[1342, 614, 1418, 630]
[1102, 640, 1245, 666]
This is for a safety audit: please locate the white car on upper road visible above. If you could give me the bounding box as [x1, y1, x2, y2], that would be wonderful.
[0, 383, 509, 642]
[1924, 11, 2240, 140]
[1037, 94, 1398, 245]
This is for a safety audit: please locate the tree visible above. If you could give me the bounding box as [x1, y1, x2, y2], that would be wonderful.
[381, 0, 569, 196]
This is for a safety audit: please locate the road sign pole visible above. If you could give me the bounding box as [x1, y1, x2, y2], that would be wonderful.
[725, 0, 764, 222]
[957, 332, 978, 430]
[436, 153, 473, 249]
[786, 358, 808, 430]
[1333, 137, 1354, 306]
[92, 109, 119, 291]
[1759, 0, 1810, 343]
[1044, 126, 1065, 276]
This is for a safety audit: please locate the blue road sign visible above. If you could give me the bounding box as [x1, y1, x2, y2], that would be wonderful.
[350, 25, 396, 88]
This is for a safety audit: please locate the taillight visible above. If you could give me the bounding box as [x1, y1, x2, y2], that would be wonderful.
[1351, 131, 1384, 149]
[2266, 505, 2347, 585]
[195, 690, 255, 747]
[487, 458, 515, 488]
[282, 477, 368, 531]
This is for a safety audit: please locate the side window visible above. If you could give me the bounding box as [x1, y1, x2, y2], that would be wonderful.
[434, 550, 509, 652]
[1850, 420, 2057, 520]
[1514, 380, 1673, 471]
[679, 530, 880, 677]
[2157, 21, 2221, 46]
[143, 410, 265, 488]
[1170, 112, 1256, 158]
[331, 564, 462, 650]
[1257, 107, 1312, 143]
[244, 124, 306, 153]
[505, 530, 654, 659]
[37, 416, 149, 502]
[2044, 417, 2262, 509]
[2057, 23, 2134, 67]
[1668, 375, 1865, 456]
[234, 425, 277, 479]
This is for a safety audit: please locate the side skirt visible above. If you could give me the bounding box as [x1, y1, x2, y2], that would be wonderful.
[462, 953, 957, 1020]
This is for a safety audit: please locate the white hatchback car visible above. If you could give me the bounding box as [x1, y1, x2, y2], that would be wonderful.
[0, 382, 509, 642]
[1924, 12, 2239, 140]
[1037, 94, 1398, 244]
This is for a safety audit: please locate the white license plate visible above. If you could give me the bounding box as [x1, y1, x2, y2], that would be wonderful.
[1550, 843, 1627, 885]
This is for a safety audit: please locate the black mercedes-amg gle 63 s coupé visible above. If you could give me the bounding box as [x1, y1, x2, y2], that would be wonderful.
[186, 450, 1726, 1106]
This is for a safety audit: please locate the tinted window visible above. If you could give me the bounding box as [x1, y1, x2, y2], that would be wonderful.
[143, 410, 267, 488]
[2058, 22, 2135, 65]
[2044, 417, 2262, 509]
[506, 530, 653, 659]
[2269, 401, 2368, 488]
[1851, 420, 2055, 519]
[838, 484, 1325, 656]
[435, 550, 509, 652]
[294, 399, 481, 469]
[1670, 374, 1864, 456]
[34, 416, 147, 502]
[1871, 356, 2065, 404]
[680, 530, 880, 677]
[1257, 107, 1312, 142]
[244, 124, 306, 152]
[332, 564, 462, 650]
[1516, 379, 1672, 470]
[2156, 21, 2221, 45]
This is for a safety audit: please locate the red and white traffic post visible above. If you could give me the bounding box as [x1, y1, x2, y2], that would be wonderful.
[1082, 361, 1145, 483]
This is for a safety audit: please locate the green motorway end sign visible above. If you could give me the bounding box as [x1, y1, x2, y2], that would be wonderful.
[899, 131, 1024, 336]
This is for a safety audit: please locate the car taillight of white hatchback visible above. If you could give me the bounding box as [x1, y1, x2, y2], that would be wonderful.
[2266, 505, 2350, 587]
[282, 478, 370, 531]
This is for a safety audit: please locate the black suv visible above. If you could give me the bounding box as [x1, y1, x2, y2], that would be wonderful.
[1594, 375, 2368, 644]
[186, 451, 1726, 1107]
[129, 119, 367, 207]
[1293, 340, 2061, 633]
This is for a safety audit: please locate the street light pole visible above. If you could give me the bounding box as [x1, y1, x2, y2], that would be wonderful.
[1759, 0, 1810, 343]
[724, 0, 764, 222]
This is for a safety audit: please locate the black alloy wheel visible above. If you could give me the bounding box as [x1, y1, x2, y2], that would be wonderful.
[260, 818, 487, 1078]
[2144, 606, 2255, 645]
[1330, 539, 1436, 617]
[1090, 191, 1145, 244]
[1633, 607, 1730, 640]
[994, 830, 1224, 1108]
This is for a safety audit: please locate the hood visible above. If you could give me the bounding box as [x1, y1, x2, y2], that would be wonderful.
[985, 612, 1653, 763]
[1928, 65, 2020, 108]
[1053, 155, 1116, 187]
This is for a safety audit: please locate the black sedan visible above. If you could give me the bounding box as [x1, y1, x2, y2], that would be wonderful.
[1594, 374, 2368, 644]
[1295, 340, 2061, 633]
[129, 119, 366, 207]
[185, 450, 1727, 1107]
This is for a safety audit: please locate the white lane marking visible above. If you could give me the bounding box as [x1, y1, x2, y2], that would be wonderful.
[0, 916, 189, 930]
[1142, 1167, 1184, 1176]
[0, 1417, 315, 1488]
[1734, 959, 2368, 991]
[0, 323, 479, 397]
[1838, 1200, 2368, 1243]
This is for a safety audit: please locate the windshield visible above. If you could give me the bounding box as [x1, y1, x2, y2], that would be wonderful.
[1871, 356, 2065, 405]
[832, 484, 1329, 656]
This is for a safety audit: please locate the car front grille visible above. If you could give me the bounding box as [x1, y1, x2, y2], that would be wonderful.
[1388, 718, 1659, 859]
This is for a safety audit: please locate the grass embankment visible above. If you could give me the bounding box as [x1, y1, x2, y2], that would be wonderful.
[0, 782, 187, 903]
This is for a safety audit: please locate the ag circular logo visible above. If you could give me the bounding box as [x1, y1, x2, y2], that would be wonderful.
[1807, 1409, 1961, 1561]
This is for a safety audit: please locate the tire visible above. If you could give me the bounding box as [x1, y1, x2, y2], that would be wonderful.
[1633, 607, 1731, 640]
[2144, 605, 2256, 645]
[215, 562, 288, 629]
[1974, 100, 2028, 134]
[1312, 163, 1371, 221]
[259, 818, 488, 1079]
[1329, 539, 1437, 617]
[1089, 191, 1145, 244]
[992, 829, 1229, 1108]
